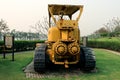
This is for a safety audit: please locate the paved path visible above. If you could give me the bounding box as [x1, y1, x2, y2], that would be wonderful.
[23, 61, 97, 78]
[95, 48, 120, 56]
[23, 62, 84, 78]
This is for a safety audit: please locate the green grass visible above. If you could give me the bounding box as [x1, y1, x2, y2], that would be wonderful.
[0, 49, 120, 80]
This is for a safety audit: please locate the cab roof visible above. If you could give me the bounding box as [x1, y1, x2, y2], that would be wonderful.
[48, 4, 83, 16]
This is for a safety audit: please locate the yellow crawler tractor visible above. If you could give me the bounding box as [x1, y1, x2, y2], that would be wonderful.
[34, 4, 96, 72]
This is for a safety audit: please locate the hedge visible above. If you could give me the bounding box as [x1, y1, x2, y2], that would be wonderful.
[0, 40, 45, 53]
[88, 40, 120, 52]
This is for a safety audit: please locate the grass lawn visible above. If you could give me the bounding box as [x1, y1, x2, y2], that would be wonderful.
[0, 49, 120, 80]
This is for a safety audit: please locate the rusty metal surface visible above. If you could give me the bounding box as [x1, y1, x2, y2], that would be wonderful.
[48, 4, 83, 16]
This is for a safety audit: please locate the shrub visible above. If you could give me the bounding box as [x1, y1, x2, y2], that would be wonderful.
[0, 40, 45, 53]
[88, 40, 120, 52]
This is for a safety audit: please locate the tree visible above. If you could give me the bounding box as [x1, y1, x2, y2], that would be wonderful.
[10, 29, 40, 40]
[0, 19, 9, 33]
[30, 17, 49, 40]
[0, 19, 9, 40]
[89, 17, 120, 39]
[94, 27, 108, 37]
[95, 27, 108, 34]
[104, 17, 120, 37]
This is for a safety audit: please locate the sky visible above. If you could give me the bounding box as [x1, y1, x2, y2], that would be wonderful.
[0, 0, 120, 36]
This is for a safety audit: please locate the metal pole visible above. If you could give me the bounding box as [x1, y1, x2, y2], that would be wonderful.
[83, 36, 88, 47]
[3, 46, 5, 59]
[12, 36, 14, 61]
[3, 36, 5, 59]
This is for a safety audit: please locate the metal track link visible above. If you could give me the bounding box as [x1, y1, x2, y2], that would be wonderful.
[34, 43, 47, 72]
[80, 46, 96, 71]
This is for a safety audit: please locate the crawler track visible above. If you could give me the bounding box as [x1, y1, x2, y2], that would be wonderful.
[79, 46, 96, 71]
[34, 43, 47, 72]
[34, 44, 96, 72]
